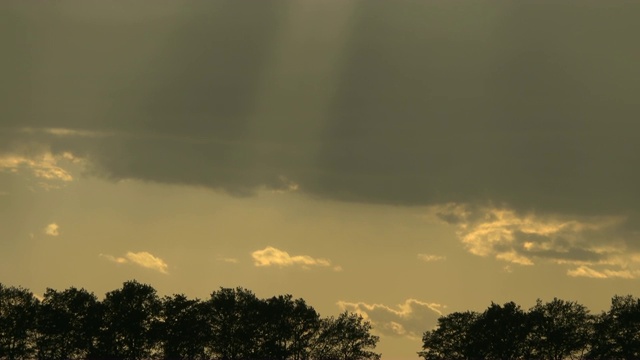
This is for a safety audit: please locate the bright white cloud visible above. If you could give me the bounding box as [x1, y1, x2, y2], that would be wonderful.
[567, 266, 608, 279]
[417, 254, 446, 262]
[44, 223, 59, 237]
[251, 246, 334, 269]
[125, 251, 169, 274]
[0, 153, 73, 183]
[337, 299, 444, 339]
[567, 266, 640, 279]
[100, 251, 169, 274]
[100, 254, 128, 264]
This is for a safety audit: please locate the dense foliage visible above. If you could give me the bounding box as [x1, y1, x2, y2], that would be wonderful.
[419, 296, 640, 360]
[0, 281, 380, 360]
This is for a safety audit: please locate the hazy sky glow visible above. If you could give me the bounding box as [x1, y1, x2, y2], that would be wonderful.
[2, 1, 640, 358]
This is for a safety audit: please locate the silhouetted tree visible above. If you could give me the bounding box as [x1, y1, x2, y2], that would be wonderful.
[418, 311, 479, 360]
[287, 298, 322, 360]
[588, 295, 640, 360]
[34, 287, 100, 360]
[311, 311, 380, 360]
[0, 281, 383, 360]
[527, 298, 592, 360]
[92, 280, 161, 360]
[159, 294, 210, 360]
[470, 302, 530, 360]
[205, 287, 263, 360]
[258, 295, 321, 360]
[0, 284, 38, 360]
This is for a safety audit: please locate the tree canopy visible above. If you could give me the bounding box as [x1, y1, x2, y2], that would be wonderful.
[4, 280, 640, 360]
[419, 296, 640, 360]
[0, 281, 380, 360]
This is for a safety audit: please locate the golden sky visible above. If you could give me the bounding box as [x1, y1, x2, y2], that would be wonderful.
[2, 1, 640, 359]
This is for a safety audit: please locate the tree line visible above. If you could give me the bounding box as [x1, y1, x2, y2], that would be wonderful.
[0, 280, 380, 360]
[419, 295, 640, 360]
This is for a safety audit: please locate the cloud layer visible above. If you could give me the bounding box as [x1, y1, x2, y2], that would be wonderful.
[2, 2, 639, 218]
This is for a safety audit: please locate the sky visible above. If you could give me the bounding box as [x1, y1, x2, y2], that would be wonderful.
[2, 1, 640, 359]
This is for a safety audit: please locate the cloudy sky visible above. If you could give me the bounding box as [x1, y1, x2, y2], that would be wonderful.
[2, 1, 640, 358]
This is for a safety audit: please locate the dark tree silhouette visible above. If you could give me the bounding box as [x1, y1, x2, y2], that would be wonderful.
[259, 294, 321, 360]
[0, 284, 37, 360]
[35, 287, 100, 360]
[588, 295, 640, 360]
[470, 302, 531, 360]
[284, 297, 321, 360]
[527, 298, 592, 360]
[159, 294, 210, 360]
[311, 311, 380, 360]
[419, 311, 479, 360]
[0, 281, 382, 360]
[92, 280, 161, 360]
[418, 297, 640, 360]
[204, 287, 264, 360]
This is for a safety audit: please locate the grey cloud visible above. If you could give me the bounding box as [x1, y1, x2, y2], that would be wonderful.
[2, 1, 640, 218]
[510, 231, 605, 264]
[432, 203, 640, 276]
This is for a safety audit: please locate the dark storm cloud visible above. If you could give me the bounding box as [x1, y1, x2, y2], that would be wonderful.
[2, 1, 640, 217]
[312, 1, 640, 214]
